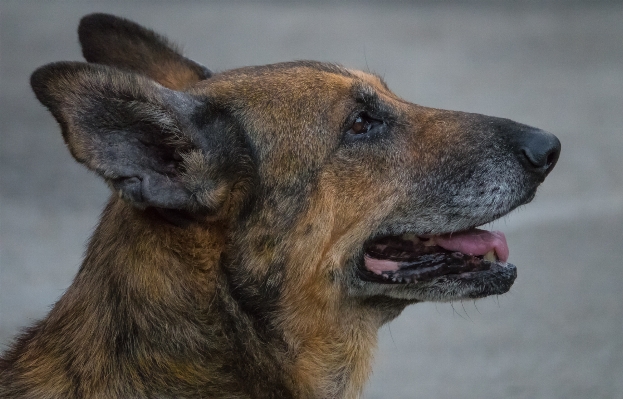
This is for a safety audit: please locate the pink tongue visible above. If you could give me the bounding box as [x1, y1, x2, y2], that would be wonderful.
[434, 229, 509, 262]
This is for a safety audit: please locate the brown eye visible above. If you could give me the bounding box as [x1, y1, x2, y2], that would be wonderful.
[347, 112, 384, 137]
[351, 116, 370, 134]
[351, 113, 380, 135]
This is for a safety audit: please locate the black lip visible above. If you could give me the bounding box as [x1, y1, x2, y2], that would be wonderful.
[357, 255, 517, 297]
[358, 252, 496, 284]
[464, 263, 518, 298]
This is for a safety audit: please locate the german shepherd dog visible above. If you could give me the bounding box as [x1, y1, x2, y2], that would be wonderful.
[0, 14, 560, 399]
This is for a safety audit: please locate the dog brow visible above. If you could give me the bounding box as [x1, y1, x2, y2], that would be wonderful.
[352, 83, 396, 116]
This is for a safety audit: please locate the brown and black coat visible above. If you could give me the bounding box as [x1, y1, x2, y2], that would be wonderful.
[0, 14, 559, 399]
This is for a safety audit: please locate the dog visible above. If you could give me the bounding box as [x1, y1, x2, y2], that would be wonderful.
[0, 13, 560, 399]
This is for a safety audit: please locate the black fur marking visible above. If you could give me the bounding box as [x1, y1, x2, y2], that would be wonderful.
[79, 13, 211, 81]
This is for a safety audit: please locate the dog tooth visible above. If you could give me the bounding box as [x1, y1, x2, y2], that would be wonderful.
[402, 233, 419, 243]
[422, 237, 436, 246]
[484, 250, 497, 262]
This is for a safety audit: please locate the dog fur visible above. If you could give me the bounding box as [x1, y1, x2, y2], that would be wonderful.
[0, 13, 560, 399]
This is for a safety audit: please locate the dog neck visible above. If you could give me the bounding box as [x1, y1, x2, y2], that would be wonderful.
[2, 198, 249, 397]
[221, 197, 410, 398]
[3, 197, 400, 398]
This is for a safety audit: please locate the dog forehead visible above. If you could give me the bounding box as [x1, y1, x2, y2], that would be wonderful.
[191, 61, 391, 113]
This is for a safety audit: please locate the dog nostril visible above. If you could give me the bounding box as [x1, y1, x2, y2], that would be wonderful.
[521, 148, 544, 168]
[522, 146, 557, 171]
[545, 151, 557, 168]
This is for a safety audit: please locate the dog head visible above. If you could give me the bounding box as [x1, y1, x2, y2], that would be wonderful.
[32, 13, 560, 328]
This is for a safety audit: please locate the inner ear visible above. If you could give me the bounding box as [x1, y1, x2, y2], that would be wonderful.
[31, 62, 252, 218]
[78, 13, 211, 90]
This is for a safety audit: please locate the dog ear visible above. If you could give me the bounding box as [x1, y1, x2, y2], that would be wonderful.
[31, 62, 251, 218]
[78, 13, 211, 90]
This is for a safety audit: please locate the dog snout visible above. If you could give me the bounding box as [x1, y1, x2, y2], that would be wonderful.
[512, 127, 561, 179]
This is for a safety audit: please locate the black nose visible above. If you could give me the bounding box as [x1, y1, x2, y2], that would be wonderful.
[518, 129, 560, 177]
[507, 125, 561, 179]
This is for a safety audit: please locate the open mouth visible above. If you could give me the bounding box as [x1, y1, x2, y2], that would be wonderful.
[359, 228, 511, 284]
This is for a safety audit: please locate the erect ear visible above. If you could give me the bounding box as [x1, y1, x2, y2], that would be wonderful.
[78, 13, 211, 90]
[31, 62, 252, 218]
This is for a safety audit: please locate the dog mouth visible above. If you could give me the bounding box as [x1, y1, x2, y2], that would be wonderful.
[359, 228, 511, 284]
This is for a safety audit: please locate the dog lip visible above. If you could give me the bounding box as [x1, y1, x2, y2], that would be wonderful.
[360, 228, 510, 284]
[361, 255, 493, 284]
[358, 255, 512, 285]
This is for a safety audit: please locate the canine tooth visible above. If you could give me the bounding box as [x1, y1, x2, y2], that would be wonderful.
[484, 250, 497, 262]
[402, 233, 419, 243]
[422, 238, 436, 247]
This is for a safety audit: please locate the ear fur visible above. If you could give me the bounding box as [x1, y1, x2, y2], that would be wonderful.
[79, 13, 211, 90]
[31, 62, 252, 217]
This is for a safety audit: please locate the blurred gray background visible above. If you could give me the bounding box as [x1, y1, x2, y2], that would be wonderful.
[1, 1, 622, 398]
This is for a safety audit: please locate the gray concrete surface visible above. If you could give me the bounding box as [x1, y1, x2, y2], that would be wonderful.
[1, 1, 622, 398]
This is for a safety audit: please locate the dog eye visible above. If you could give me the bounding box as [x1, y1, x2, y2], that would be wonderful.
[349, 113, 380, 135]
